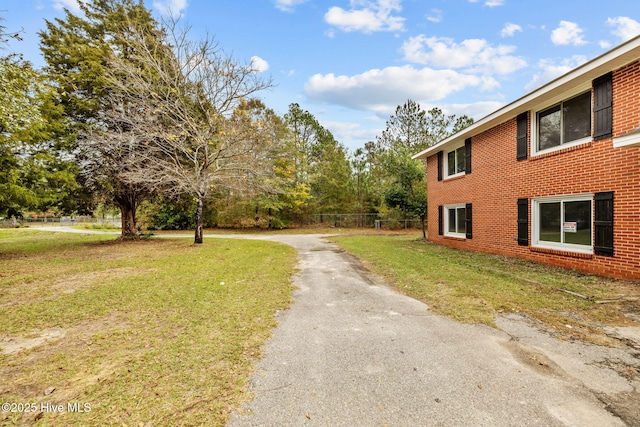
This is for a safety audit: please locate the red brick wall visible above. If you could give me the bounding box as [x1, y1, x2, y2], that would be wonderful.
[427, 60, 640, 280]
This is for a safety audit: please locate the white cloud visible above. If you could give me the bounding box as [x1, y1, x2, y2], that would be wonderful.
[468, 0, 504, 6]
[153, 0, 188, 17]
[525, 55, 588, 91]
[52, 0, 84, 13]
[274, 0, 308, 13]
[324, 0, 405, 34]
[599, 40, 612, 49]
[426, 9, 442, 23]
[606, 17, 640, 42]
[251, 56, 269, 73]
[304, 65, 498, 114]
[405, 101, 504, 122]
[322, 120, 380, 146]
[550, 21, 587, 46]
[444, 101, 505, 120]
[401, 36, 527, 75]
[501, 23, 522, 38]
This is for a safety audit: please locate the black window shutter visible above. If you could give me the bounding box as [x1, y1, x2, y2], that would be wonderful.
[517, 198, 528, 246]
[438, 205, 443, 235]
[516, 112, 528, 160]
[465, 203, 472, 239]
[594, 192, 614, 256]
[465, 138, 472, 174]
[437, 151, 443, 181]
[593, 73, 613, 141]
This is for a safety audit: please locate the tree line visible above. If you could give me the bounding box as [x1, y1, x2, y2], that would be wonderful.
[0, 0, 472, 243]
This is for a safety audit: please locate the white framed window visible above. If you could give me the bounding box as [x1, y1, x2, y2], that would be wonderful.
[445, 204, 466, 238]
[532, 194, 593, 254]
[445, 144, 465, 179]
[531, 90, 592, 155]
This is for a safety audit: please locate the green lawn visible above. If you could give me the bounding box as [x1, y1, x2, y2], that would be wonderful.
[2, 229, 637, 425]
[332, 234, 639, 344]
[0, 229, 296, 426]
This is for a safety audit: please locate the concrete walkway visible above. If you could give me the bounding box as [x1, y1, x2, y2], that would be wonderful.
[223, 234, 637, 427]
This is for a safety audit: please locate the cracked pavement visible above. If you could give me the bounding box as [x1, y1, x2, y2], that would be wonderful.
[29, 228, 640, 425]
[224, 234, 639, 426]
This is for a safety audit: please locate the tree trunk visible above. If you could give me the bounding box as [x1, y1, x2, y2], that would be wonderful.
[421, 214, 427, 240]
[194, 196, 204, 244]
[116, 188, 138, 240]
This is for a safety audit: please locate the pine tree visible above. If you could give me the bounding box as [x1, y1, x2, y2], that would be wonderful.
[374, 100, 474, 236]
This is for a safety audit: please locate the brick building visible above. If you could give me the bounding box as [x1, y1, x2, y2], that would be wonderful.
[413, 36, 640, 280]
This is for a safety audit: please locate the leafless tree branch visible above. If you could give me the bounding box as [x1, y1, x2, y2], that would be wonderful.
[95, 16, 277, 243]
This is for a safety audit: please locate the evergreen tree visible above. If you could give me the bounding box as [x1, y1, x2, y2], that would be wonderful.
[382, 147, 427, 237]
[0, 55, 78, 218]
[310, 142, 353, 214]
[377, 100, 474, 154]
[39, 0, 159, 238]
[377, 99, 428, 152]
[373, 100, 474, 234]
[284, 103, 355, 216]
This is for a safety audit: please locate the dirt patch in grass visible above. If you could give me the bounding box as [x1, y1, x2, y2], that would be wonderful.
[0, 229, 296, 426]
[0, 328, 67, 355]
[1, 267, 155, 310]
[49, 267, 157, 297]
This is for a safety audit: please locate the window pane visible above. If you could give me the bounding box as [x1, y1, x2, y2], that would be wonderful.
[538, 105, 561, 151]
[539, 202, 561, 242]
[456, 207, 466, 234]
[456, 146, 465, 174]
[563, 92, 591, 143]
[448, 208, 456, 233]
[564, 200, 591, 245]
[447, 151, 456, 176]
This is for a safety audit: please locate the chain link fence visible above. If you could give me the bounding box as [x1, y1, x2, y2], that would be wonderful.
[1, 213, 421, 230]
[301, 213, 422, 229]
[0, 216, 122, 228]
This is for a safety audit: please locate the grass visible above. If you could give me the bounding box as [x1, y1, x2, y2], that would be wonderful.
[149, 226, 399, 236]
[331, 234, 640, 344]
[3, 227, 637, 424]
[0, 229, 296, 426]
[74, 223, 121, 231]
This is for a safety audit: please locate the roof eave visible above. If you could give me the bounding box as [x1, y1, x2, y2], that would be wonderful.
[412, 35, 640, 160]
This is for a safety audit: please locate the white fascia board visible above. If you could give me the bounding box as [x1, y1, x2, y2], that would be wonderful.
[613, 128, 640, 148]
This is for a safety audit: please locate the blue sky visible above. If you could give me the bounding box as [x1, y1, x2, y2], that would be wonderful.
[2, 0, 640, 151]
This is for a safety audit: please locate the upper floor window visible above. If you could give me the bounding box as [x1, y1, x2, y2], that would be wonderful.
[446, 145, 465, 178]
[535, 91, 591, 153]
[437, 138, 471, 181]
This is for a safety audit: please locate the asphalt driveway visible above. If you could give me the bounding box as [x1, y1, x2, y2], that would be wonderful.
[225, 234, 635, 426]
[28, 228, 638, 425]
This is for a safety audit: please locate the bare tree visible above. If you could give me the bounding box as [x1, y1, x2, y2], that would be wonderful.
[0, 13, 23, 45]
[104, 18, 275, 243]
